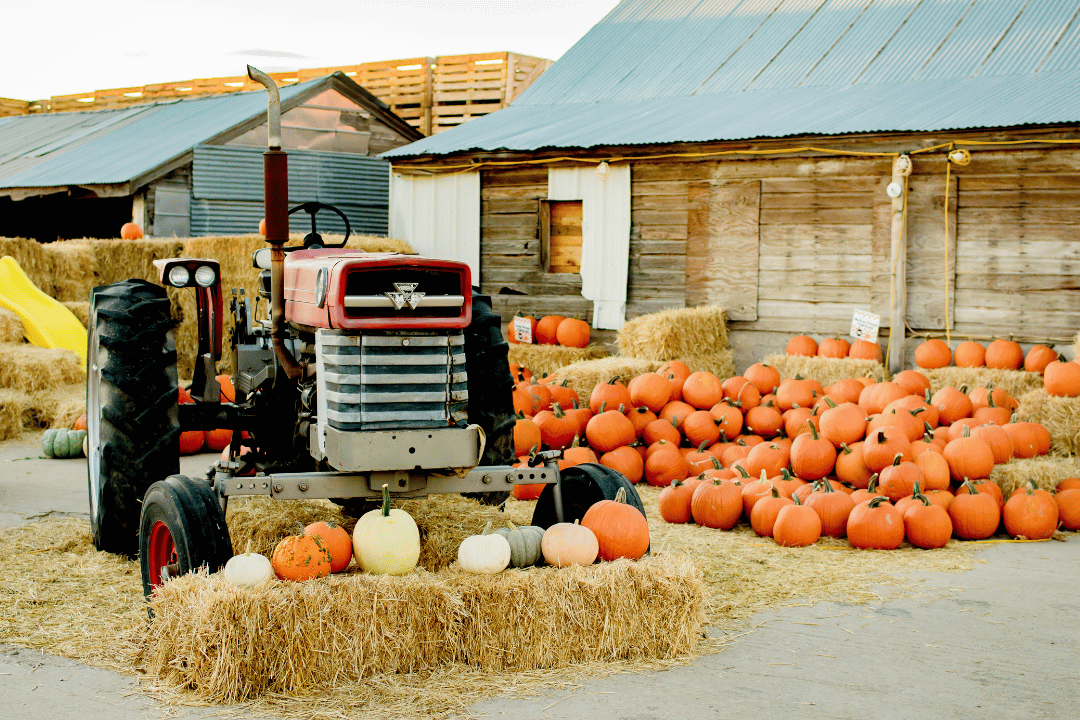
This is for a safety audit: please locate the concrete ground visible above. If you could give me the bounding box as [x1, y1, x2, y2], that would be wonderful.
[1, 432, 1077, 720]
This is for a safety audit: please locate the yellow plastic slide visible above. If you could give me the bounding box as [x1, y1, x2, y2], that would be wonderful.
[0, 255, 87, 365]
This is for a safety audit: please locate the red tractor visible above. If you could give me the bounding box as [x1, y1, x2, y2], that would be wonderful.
[84, 66, 643, 596]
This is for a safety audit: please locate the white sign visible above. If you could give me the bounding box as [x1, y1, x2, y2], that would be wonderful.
[512, 316, 534, 344]
[850, 309, 881, 343]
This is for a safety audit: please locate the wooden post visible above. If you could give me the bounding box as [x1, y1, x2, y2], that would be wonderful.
[422, 58, 434, 136]
[888, 155, 911, 374]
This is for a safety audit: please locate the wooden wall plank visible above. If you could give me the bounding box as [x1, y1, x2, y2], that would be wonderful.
[685, 180, 760, 320]
[904, 175, 957, 330]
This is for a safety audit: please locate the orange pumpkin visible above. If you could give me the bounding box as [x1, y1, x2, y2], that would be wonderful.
[120, 222, 143, 240]
[1055, 488, 1080, 530]
[914, 339, 952, 369]
[535, 315, 566, 345]
[304, 521, 353, 573]
[555, 317, 591, 348]
[818, 337, 851, 358]
[690, 477, 744, 530]
[581, 487, 649, 560]
[1044, 358, 1080, 397]
[1002, 484, 1058, 540]
[786, 335, 818, 357]
[657, 477, 700, 523]
[629, 372, 672, 412]
[949, 480, 1001, 540]
[272, 527, 332, 581]
[750, 486, 793, 537]
[953, 341, 986, 368]
[682, 372, 724, 410]
[985, 338, 1023, 370]
[848, 339, 881, 361]
[589, 377, 632, 414]
[744, 362, 781, 395]
[1024, 344, 1058, 374]
[600, 445, 644, 484]
[847, 496, 905, 549]
[772, 494, 822, 547]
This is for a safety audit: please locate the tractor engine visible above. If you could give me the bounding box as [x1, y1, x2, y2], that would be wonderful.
[234, 248, 488, 476]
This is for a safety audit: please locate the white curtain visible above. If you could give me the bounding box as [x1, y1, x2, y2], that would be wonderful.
[548, 164, 630, 329]
[388, 170, 480, 282]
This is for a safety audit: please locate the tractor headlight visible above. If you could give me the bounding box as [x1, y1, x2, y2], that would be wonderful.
[167, 266, 191, 287]
[194, 266, 217, 287]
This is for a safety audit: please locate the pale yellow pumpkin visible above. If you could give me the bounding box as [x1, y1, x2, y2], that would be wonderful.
[352, 484, 421, 575]
[540, 520, 598, 567]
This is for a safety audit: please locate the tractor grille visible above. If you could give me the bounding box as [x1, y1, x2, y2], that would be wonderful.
[317, 329, 468, 431]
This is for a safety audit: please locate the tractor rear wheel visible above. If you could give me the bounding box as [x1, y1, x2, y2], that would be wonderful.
[461, 291, 516, 506]
[139, 475, 233, 602]
[87, 280, 180, 557]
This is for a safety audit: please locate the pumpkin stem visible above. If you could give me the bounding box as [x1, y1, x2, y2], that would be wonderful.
[792, 493, 804, 505]
[769, 486, 782, 499]
[923, 421, 934, 436]
[759, 469, 768, 482]
[614, 487, 627, 504]
[867, 496, 890, 509]
[709, 456, 722, 470]
[482, 520, 493, 535]
[599, 401, 607, 413]
[617, 403, 626, 413]
[781, 468, 793, 482]
[867, 473, 880, 492]
[380, 483, 391, 517]
[962, 425, 972, 438]
[807, 421, 820, 440]
[553, 405, 566, 418]
[698, 440, 711, 452]
[892, 453, 903, 466]
[913, 489, 931, 506]
[824, 397, 837, 409]
[840, 442, 852, 455]
[736, 465, 750, 479]
[506, 520, 518, 531]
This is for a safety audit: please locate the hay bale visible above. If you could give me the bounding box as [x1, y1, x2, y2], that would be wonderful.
[989, 456, 1080, 497]
[506, 343, 609, 379]
[547, 356, 663, 403]
[144, 554, 703, 702]
[60, 301, 90, 329]
[924, 367, 1043, 399]
[0, 308, 24, 343]
[1016, 388, 1080, 456]
[618, 305, 728, 361]
[0, 344, 84, 393]
[679, 349, 736, 380]
[0, 388, 30, 440]
[763, 353, 887, 387]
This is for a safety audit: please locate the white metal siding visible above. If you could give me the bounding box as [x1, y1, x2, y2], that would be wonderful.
[389, 170, 480, 281]
[549, 164, 631, 329]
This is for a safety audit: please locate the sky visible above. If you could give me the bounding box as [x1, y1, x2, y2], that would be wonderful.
[3, 0, 621, 101]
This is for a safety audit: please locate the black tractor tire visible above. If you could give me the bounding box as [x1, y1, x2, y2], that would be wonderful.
[139, 475, 233, 601]
[531, 463, 646, 529]
[461, 290, 516, 506]
[86, 279, 180, 557]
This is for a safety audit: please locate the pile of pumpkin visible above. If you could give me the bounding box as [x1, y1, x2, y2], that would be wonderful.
[506, 313, 592, 348]
[222, 480, 651, 586]
[179, 375, 238, 455]
[915, 337, 1080, 397]
[513, 358, 1078, 549]
[785, 334, 882, 361]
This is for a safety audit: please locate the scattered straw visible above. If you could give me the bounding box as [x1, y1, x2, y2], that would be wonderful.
[507, 343, 609, 380]
[1016, 388, 1080, 456]
[679, 349, 736, 380]
[547, 356, 663, 403]
[989, 456, 1080, 496]
[0, 344, 84, 394]
[618, 305, 728, 361]
[0, 480, 981, 719]
[925, 367, 1043, 399]
[0, 308, 23, 343]
[763, 353, 887, 387]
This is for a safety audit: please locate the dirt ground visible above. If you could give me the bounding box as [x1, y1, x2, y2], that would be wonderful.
[1, 432, 1077, 720]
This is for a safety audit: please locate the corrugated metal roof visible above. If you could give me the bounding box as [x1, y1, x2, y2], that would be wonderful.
[191, 144, 389, 236]
[386, 0, 1080, 158]
[0, 78, 322, 192]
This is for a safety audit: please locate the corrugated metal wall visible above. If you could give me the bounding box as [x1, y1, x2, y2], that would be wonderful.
[190, 145, 389, 236]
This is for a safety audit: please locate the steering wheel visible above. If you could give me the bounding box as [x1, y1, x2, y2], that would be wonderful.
[287, 202, 351, 249]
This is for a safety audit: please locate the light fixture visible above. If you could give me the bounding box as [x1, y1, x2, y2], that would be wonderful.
[194, 266, 218, 287]
[894, 154, 912, 176]
[595, 161, 610, 179]
[168, 266, 191, 287]
[948, 148, 971, 165]
[886, 182, 903, 198]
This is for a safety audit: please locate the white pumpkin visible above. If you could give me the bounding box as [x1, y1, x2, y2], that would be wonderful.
[222, 551, 274, 587]
[457, 522, 511, 574]
[352, 484, 421, 575]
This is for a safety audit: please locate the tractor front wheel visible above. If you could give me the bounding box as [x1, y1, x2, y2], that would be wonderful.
[139, 475, 233, 602]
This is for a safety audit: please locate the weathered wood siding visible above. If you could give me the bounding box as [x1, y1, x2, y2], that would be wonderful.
[478, 142, 1080, 362]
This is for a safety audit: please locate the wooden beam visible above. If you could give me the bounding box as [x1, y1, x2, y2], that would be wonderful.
[888, 157, 910, 374]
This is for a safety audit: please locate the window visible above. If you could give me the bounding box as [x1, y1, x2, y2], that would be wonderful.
[541, 200, 582, 273]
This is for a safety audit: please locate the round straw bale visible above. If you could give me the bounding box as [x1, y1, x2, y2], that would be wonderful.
[507, 343, 609, 379]
[924, 366, 1042, 398]
[1016, 388, 1080, 456]
[618, 305, 728, 361]
[763, 353, 887, 387]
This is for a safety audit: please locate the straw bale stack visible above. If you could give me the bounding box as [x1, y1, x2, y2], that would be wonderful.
[0, 384, 84, 440]
[506, 343, 609, 379]
[924, 367, 1043, 399]
[0, 308, 23, 343]
[989, 456, 1080, 497]
[60, 301, 90, 329]
[0, 344, 84, 394]
[618, 305, 728, 361]
[763, 353, 887, 387]
[144, 554, 703, 702]
[1016, 388, 1080, 456]
[547, 357, 663, 402]
[679, 349, 736, 380]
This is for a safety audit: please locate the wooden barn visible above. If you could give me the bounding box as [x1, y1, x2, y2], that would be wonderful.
[384, 0, 1080, 371]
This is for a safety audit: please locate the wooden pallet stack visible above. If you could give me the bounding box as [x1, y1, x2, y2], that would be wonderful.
[7, 52, 552, 134]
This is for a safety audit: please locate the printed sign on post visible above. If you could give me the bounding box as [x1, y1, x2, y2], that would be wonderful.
[850, 309, 881, 343]
[512, 316, 534, 344]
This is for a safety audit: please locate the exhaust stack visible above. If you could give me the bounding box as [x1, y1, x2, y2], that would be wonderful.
[247, 65, 302, 380]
